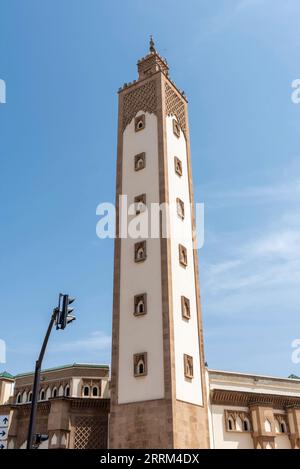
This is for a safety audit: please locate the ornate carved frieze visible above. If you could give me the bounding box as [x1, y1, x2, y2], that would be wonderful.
[122, 80, 157, 132]
[212, 389, 300, 409]
[165, 82, 187, 137]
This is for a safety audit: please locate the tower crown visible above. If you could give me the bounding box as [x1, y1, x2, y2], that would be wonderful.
[137, 36, 169, 80]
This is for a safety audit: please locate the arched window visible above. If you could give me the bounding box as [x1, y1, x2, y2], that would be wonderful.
[28, 391, 32, 402]
[16, 393, 21, 404]
[52, 387, 57, 398]
[83, 386, 90, 397]
[40, 389, 45, 401]
[138, 300, 144, 314]
[134, 352, 147, 377]
[92, 386, 99, 397]
[227, 417, 234, 431]
[243, 418, 250, 432]
[134, 293, 147, 316]
[64, 385, 70, 397]
[137, 248, 144, 259]
[135, 241, 146, 262]
[138, 361, 144, 375]
[58, 385, 64, 397]
[280, 422, 287, 434]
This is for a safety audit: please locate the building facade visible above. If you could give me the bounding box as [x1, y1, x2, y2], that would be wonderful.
[1, 41, 300, 451]
[1, 365, 300, 449]
[109, 37, 210, 449]
[208, 370, 300, 449]
[0, 364, 109, 449]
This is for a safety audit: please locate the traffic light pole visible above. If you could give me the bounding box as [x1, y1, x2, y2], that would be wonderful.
[26, 307, 59, 450]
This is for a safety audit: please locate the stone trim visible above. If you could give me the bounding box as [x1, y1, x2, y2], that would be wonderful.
[211, 389, 300, 409]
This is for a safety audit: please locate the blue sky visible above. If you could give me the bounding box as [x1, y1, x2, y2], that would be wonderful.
[0, 0, 299, 378]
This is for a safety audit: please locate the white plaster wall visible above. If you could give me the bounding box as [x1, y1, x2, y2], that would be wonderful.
[118, 111, 164, 403]
[211, 405, 254, 449]
[102, 379, 110, 398]
[71, 378, 81, 397]
[209, 370, 300, 397]
[165, 115, 202, 406]
[1, 381, 14, 404]
[275, 435, 291, 449]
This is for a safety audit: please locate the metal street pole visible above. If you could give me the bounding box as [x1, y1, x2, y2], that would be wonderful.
[26, 308, 59, 450]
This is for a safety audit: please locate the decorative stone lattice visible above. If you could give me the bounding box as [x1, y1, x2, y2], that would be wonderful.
[74, 416, 107, 449]
[122, 81, 157, 131]
[165, 82, 187, 136]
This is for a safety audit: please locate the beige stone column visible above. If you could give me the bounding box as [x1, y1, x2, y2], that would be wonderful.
[287, 406, 300, 449]
[6, 408, 18, 449]
[47, 399, 70, 449]
[249, 404, 275, 449]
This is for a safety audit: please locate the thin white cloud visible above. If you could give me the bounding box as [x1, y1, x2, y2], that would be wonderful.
[201, 209, 300, 316]
[51, 331, 111, 353]
[201, 179, 300, 206]
[235, 0, 267, 12]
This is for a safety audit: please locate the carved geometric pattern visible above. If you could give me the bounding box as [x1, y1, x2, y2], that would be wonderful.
[165, 82, 187, 136]
[122, 81, 157, 131]
[74, 416, 107, 449]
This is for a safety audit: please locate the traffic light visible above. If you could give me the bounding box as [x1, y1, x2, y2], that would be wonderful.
[56, 294, 76, 330]
[34, 434, 49, 447]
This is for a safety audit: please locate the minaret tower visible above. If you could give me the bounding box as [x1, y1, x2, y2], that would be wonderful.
[109, 38, 210, 449]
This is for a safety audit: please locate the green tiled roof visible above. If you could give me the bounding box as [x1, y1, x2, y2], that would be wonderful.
[288, 374, 300, 380]
[15, 363, 109, 378]
[0, 371, 14, 380]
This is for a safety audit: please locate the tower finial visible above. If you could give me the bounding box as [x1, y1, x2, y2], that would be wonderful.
[149, 35, 156, 53]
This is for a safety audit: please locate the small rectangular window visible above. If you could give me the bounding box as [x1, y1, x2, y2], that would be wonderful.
[174, 156, 182, 177]
[134, 241, 147, 263]
[181, 296, 190, 320]
[135, 114, 146, 132]
[184, 354, 193, 379]
[134, 194, 146, 215]
[173, 118, 181, 138]
[179, 244, 187, 267]
[134, 352, 148, 377]
[134, 293, 147, 316]
[134, 152, 146, 171]
[176, 198, 185, 220]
